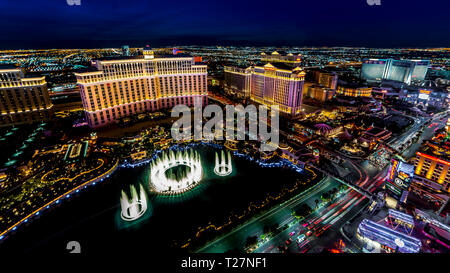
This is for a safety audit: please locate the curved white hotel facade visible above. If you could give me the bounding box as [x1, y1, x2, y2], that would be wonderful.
[75, 48, 208, 128]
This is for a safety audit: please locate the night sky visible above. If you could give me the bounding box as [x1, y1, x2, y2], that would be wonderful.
[1, 0, 449, 49]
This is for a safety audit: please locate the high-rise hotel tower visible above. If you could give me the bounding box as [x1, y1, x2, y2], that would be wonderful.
[225, 62, 305, 116]
[75, 47, 208, 128]
[0, 66, 53, 127]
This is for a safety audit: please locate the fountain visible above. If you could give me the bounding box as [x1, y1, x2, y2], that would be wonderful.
[120, 184, 148, 221]
[214, 150, 232, 176]
[149, 149, 203, 195]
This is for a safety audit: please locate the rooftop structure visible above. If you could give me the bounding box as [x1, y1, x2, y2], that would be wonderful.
[357, 219, 422, 253]
[260, 51, 301, 67]
[361, 126, 392, 142]
[310, 69, 338, 89]
[387, 209, 415, 234]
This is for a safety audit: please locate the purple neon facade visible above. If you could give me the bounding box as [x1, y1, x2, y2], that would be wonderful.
[357, 219, 422, 253]
[388, 209, 415, 226]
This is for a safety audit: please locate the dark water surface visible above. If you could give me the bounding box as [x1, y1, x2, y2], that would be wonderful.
[0, 145, 311, 254]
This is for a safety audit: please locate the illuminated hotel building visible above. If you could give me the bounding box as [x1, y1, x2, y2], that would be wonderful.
[303, 84, 335, 102]
[302, 69, 338, 102]
[361, 58, 430, 84]
[336, 85, 372, 97]
[75, 48, 208, 127]
[312, 70, 337, 90]
[224, 62, 305, 116]
[410, 60, 430, 81]
[361, 59, 389, 81]
[0, 66, 53, 126]
[223, 66, 251, 98]
[413, 150, 450, 194]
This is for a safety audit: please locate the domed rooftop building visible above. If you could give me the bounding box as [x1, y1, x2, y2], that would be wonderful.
[420, 80, 438, 88]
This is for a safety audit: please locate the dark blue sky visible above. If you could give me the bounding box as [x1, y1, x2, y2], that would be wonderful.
[1, 0, 449, 49]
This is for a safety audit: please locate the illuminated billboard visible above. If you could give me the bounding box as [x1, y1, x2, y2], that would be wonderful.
[419, 89, 431, 100]
[386, 159, 415, 200]
[418, 93, 429, 100]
